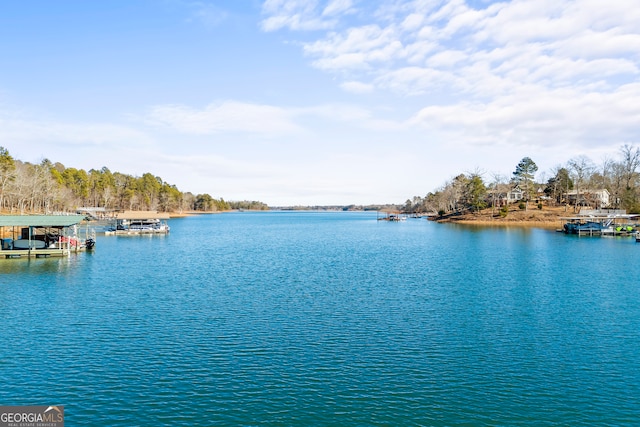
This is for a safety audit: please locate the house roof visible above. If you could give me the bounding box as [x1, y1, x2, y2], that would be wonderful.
[565, 189, 610, 195]
[0, 215, 86, 227]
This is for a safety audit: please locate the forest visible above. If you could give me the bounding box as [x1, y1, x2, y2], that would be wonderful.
[402, 144, 640, 216]
[0, 147, 268, 214]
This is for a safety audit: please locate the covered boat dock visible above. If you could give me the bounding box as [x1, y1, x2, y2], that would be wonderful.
[105, 210, 171, 235]
[560, 209, 639, 236]
[0, 214, 92, 258]
[377, 209, 407, 222]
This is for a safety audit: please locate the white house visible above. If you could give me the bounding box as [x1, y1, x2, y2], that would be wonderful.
[486, 185, 524, 206]
[565, 189, 610, 208]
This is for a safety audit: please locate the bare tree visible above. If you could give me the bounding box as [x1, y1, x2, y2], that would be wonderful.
[489, 172, 508, 214]
[618, 144, 640, 210]
[609, 162, 626, 208]
[620, 144, 640, 189]
[0, 147, 16, 211]
[567, 156, 595, 212]
[597, 156, 614, 190]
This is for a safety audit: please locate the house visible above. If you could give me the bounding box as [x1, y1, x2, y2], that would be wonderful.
[565, 189, 610, 208]
[536, 187, 550, 200]
[507, 186, 524, 203]
[486, 185, 524, 207]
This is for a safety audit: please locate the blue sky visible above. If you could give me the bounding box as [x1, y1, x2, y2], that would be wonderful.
[1, 0, 638, 206]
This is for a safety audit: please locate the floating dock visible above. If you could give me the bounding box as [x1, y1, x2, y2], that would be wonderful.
[104, 211, 171, 235]
[377, 210, 407, 221]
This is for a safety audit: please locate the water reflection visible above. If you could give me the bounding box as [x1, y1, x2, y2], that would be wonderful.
[0, 254, 84, 276]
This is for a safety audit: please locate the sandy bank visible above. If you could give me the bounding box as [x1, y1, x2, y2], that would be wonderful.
[432, 206, 574, 230]
[441, 219, 562, 230]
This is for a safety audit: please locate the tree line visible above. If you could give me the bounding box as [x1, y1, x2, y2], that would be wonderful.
[402, 144, 640, 216]
[0, 147, 268, 214]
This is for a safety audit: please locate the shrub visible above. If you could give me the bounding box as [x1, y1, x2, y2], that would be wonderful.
[499, 206, 508, 217]
[518, 202, 526, 210]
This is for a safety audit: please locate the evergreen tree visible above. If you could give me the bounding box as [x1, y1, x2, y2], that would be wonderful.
[512, 157, 538, 210]
[545, 167, 572, 205]
[465, 174, 487, 212]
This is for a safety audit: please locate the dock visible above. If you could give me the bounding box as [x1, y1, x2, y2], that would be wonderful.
[0, 214, 94, 259]
[104, 211, 171, 235]
[377, 210, 407, 221]
[560, 209, 639, 237]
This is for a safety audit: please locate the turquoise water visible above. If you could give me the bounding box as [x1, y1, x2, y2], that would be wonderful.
[1, 211, 640, 426]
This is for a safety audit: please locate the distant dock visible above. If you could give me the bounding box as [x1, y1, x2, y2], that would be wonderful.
[377, 210, 407, 221]
[104, 211, 170, 235]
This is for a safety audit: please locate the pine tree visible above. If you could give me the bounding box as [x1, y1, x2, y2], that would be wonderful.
[513, 157, 538, 211]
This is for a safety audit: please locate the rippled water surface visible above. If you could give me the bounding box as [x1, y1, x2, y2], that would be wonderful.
[2, 211, 640, 426]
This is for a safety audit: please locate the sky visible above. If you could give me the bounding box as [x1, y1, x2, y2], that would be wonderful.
[0, 0, 638, 206]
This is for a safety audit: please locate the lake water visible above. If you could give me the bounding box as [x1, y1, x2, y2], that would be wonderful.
[1, 211, 640, 426]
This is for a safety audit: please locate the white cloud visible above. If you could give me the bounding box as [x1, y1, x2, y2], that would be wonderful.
[260, 0, 351, 31]
[0, 114, 151, 148]
[145, 101, 301, 135]
[340, 80, 374, 93]
[143, 98, 405, 141]
[554, 29, 640, 60]
[408, 82, 640, 148]
[298, 103, 372, 121]
[400, 13, 424, 32]
[304, 25, 403, 70]
[374, 66, 459, 95]
[269, 0, 639, 92]
[261, 0, 640, 160]
[322, 0, 355, 17]
[425, 50, 467, 68]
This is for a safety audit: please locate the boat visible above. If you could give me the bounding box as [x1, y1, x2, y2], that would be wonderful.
[58, 234, 96, 250]
[12, 239, 47, 250]
[563, 220, 604, 235]
[562, 209, 639, 236]
[129, 218, 170, 232]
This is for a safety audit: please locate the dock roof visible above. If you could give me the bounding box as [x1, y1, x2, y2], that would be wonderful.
[0, 214, 86, 227]
[115, 210, 171, 220]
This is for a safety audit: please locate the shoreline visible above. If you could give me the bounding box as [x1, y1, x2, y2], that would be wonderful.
[430, 206, 574, 230]
[438, 218, 562, 230]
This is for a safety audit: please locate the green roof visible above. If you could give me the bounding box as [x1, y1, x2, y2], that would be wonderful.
[0, 215, 86, 227]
